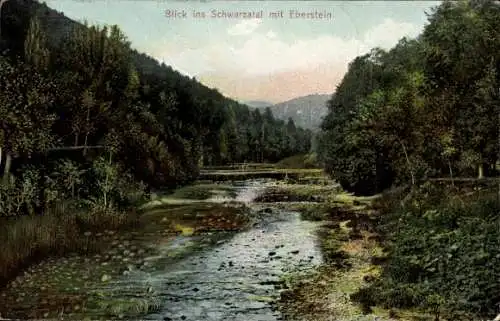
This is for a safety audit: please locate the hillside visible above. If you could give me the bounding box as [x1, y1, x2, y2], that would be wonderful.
[244, 100, 273, 109]
[246, 94, 330, 130]
[269, 94, 330, 130]
[0, 0, 312, 170]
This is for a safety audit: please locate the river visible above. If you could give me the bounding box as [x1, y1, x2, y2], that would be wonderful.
[132, 179, 322, 320]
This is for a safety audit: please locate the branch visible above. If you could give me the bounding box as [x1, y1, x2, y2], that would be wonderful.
[47, 145, 105, 152]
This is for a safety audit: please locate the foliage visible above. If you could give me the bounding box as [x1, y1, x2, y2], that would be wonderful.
[318, 0, 500, 195]
[352, 184, 500, 320]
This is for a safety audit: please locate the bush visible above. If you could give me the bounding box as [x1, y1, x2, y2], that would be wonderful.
[0, 156, 147, 289]
[353, 183, 500, 319]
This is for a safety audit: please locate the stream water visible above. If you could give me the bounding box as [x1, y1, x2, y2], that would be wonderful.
[142, 179, 324, 321]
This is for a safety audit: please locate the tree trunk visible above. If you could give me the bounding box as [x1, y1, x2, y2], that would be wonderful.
[448, 159, 454, 186]
[478, 163, 484, 179]
[0, 0, 10, 40]
[84, 104, 90, 156]
[83, 133, 89, 156]
[399, 138, 415, 185]
[2, 152, 11, 184]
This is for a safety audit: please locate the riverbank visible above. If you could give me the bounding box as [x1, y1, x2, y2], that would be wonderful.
[277, 190, 411, 321]
[253, 182, 395, 320]
[272, 179, 500, 321]
[0, 203, 139, 291]
[0, 182, 252, 320]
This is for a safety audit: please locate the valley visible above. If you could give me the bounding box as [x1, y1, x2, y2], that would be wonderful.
[0, 1, 499, 321]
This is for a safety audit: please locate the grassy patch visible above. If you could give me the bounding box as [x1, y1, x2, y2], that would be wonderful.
[255, 183, 339, 204]
[140, 201, 251, 235]
[92, 295, 161, 318]
[297, 203, 330, 221]
[280, 205, 381, 319]
[275, 153, 320, 169]
[174, 224, 195, 236]
[202, 163, 276, 171]
[165, 183, 236, 200]
[278, 184, 437, 321]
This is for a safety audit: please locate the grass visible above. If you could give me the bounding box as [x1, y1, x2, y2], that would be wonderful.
[202, 163, 276, 171]
[252, 182, 368, 222]
[165, 183, 236, 200]
[0, 202, 137, 290]
[275, 153, 321, 169]
[95, 296, 161, 317]
[255, 182, 339, 203]
[298, 203, 330, 221]
[174, 224, 195, 236]
[280, 225, 391, 321]
[139, 200, 251, 236]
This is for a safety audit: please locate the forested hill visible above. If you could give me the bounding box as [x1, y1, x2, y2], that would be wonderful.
[244, 95, 329, 130]
[0, 0, 312, 209]
[266, 94, 330, 130]
[244, 101, 274, 109]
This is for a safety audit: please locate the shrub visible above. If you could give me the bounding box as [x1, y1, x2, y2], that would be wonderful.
[352, 183, 500, 319]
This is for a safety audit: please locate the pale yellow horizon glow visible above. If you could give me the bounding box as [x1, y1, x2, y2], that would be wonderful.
[199, 62, 345, 103]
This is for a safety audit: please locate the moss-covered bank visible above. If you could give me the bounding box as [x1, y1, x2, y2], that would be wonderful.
[275, 179, 500, 321]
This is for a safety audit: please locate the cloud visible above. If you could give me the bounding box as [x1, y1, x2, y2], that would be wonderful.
[363, 18, 421, 48]
[227, 19, 262, 36]
[266, 30, 277, 39]
[160, 18, 421, 78]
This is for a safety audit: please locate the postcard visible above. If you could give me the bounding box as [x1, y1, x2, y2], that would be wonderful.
[0, 1, 498, 320]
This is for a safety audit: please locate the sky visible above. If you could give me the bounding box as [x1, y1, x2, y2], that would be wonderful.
[44, 0, 441, 104]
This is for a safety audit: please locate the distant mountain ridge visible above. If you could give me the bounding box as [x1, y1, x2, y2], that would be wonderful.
[244, 100, 273, 109]
[245, 94, 330, 130]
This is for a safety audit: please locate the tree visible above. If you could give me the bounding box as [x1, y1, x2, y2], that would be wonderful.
[24, 16, 49, 70]
[422, 0, 500, 178]
[0, 57, 56, 183]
